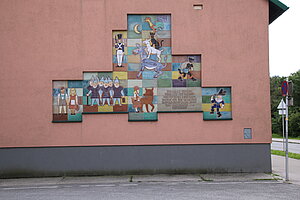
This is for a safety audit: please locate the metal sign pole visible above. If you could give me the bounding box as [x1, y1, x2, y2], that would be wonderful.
[282, 104, 285, 151]
[285, 79, 289, 182]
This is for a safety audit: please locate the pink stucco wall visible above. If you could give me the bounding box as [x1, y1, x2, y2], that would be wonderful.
[0, 0, 271, 147]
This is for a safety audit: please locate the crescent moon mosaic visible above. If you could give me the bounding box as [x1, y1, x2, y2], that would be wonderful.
[134, 24, 141, 34]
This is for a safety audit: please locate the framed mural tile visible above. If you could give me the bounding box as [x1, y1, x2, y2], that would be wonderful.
[98, 105, 114, 112]
[187, 79, 201, 87]
[191, 71, 201, 80]
[52, 114, 68, 122]
[127, 55, 140, 63]
[202, 87, 232, 120]
[159, 38, 171, 47]
[128, 71, 142, 79]
[113, 71, 128, 80]
[162, 63, 172, 71]
[128, 80, 142, 88]
[113, 64, 128, 72]
[128, 63, 141, 72]
[113, 104, 128, 112]
[158, 79, 172, 88]
[142, 71, 156, 79]
[127, 39, 142, 47]
[128, 112, 144, 121]
[53, 81, 68, 89]
[143, 112, 158, 121]
[172, 79, 186, 87]
[161, 54, 172, 63]
[172, 71, 181, 79]
[113, 55, 128, 64]
[158, 71, 172, 80]
[172, 63, 181, 71]
[156, 30, 171, 38]
[52, 81, 83, 122]
[112, 46, 128, 56]
[143, 79, 157, 88]
[161, 47, 172, 55]
[193, 63, 201, 71]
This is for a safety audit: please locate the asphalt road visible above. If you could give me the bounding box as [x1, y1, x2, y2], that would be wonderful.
[1, 180, 300, 200]
[271, 141, 300, 154]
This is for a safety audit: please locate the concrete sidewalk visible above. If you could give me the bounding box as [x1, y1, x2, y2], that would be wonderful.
[272, 154, 300, 185]
[0, 155, 299, 187]
[0, 173, 282, 188]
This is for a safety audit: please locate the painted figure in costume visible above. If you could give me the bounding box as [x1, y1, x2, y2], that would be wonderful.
[57, 87, 68, 114]
[210, 89, 226, 118]
[132, 86, 141, 113]
[178, 57, 197, 81]
[68, 88, 79, 115]
[87, 76, 101, 106]
[111, 77, 125, 106]
[101, 78, 112, 106]
[115, 34, 125, 67]
[98, 77, 105, 103]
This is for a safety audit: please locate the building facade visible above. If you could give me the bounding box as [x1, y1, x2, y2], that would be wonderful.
[0, 0, 288, 177]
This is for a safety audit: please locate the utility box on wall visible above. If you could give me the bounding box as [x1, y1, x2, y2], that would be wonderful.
[0, 0, 288, 177]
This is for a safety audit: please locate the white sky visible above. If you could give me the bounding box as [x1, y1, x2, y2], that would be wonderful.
[269, 0, 300, 77]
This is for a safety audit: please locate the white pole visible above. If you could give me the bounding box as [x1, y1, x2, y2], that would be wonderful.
[285, 78, 289, 182]
[282, 105, 285, 151]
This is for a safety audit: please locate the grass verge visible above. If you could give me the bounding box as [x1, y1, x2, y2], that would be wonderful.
[271, 150, 300, 160]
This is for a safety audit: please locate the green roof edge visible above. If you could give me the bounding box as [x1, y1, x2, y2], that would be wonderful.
[270, 0, 289, 10]
[269, 0, 289, 24]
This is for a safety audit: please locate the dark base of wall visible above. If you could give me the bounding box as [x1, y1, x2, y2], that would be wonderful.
[0, 144, 271, 178]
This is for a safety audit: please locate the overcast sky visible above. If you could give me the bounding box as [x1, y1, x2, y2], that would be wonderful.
[269, 0, 300, 77]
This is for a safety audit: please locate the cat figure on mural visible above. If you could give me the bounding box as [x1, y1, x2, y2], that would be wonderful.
[210, 89, 226, 118]
[87, 76, 102, 106]
[132, 43, 167, 78]
[149, 32, 164, 50]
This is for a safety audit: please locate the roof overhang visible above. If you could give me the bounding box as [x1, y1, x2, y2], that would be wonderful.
[269, 0, 289, 24]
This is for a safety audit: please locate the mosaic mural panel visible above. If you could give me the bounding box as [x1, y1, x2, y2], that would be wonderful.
[202, 87, 232, 120]
[52, 81, 83, 122]
[52, 14, 232, 122]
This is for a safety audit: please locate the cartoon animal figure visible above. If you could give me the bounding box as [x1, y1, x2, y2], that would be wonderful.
[131, 87, 155, 113]
[150, 32, 164, 50]
[143, 39, 164, 62]
[144, 17, 164, 34]
[114, 34, 125, 67]
[178, 57, 197, 81]
[57, 87, 68, 114]
[111, 77, 125, 106]
[141, 88, 155, 113]
[68, 88, 79, 115]
[132, 43, 167, 78]
[87, 76, 101, 106]
[100, 77, 112, 106]
[210, 89, 226, 118]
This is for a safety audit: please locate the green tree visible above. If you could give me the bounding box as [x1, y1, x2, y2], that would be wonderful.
[270, 69, 300, 138]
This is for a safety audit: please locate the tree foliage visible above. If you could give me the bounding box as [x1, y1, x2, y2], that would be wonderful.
[270, 70, 300, 137]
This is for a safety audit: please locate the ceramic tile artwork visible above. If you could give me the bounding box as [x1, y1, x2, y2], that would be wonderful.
[52, 81, 83, 122]
[52, 14, 231, 122]
[202, 87, 232, 120]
